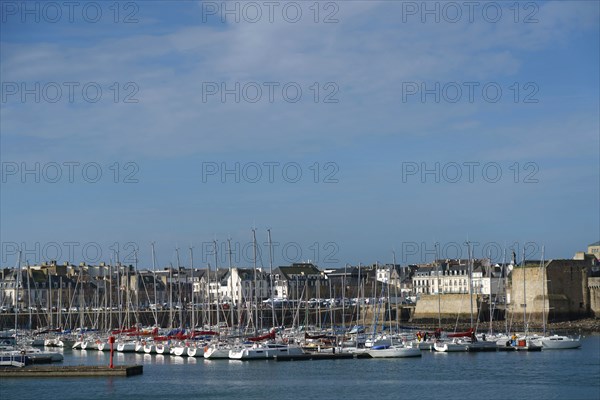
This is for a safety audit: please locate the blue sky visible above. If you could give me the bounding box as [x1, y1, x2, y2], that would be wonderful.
[1, 1, 598, 269]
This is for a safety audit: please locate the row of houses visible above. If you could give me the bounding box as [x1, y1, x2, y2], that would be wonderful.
[412, 258, 507, 299]
[2, 242, 599, 321]
[0, 261, 406, 312]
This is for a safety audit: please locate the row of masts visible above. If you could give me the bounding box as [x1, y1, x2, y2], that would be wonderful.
[7, 238, 548, 336]
[7, 230, 311, 333]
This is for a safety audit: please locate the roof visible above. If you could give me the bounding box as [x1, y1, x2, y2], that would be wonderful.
[274, 264, 322, 279]
[589, 241, 600, 247]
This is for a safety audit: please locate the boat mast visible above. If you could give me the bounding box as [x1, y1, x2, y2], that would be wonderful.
[109, 257, 113, 331]
[56, 276, 64, 330]
[78, 270, 84, 330]
[392, 251, 399, 334]
[48, 268, 52, 329]
[26, 261, 32, 329]
[213, 240, 220, 333]
[342, 263, 348, 335]
[522, 247, 527, 334]
[386, 263, 392, 334]
[227, 238, 234, 332]
[541, 245, 546, 336]
[190, 246, 195, 331]
[134, 250, 140, 330]
[435, 243, 441, 329]
[175, 247, 183, 329]
[252, 229, 258, 335]
[14, 249, 22, 338]
[103, 263, 108, 332]
[488, 249, 494, 335]
[373, 262, 378, 335]
[206, 257, 211, 331]
[267, 229, 275, 329]
[169, 262, 173, 330]
[357, 263, 363, 327]
[151, 242, 158, 328]
[503, 248, 508, 335]
[116, 250, 122, 330]
[125, 252, 130, 329]
[466, 241, 474, 329]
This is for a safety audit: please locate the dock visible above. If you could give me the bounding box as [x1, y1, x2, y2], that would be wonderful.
[275, 352, 371, 361]
[0, 365, 143, 378]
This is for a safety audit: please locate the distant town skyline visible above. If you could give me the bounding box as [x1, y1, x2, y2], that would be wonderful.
[1, 237, 598, 270]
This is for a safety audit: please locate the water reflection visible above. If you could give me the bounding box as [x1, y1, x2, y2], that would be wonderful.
[187, 357, 197, 365]
[171, 356, 186, 365]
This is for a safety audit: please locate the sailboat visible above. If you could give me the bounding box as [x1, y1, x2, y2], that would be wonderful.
[538, 334, 581, 349]
[433, 245, 471, 353]
[511, 248, 541, 351]
[4, 252, 64, 365]
[533, 247, 581, 350]
[367, 342, 421, 358]
[203, 341, 230, 359]
[228, 341, 304, 360]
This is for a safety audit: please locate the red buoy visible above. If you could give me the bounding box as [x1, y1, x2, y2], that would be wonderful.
[108, 336, 115, 369]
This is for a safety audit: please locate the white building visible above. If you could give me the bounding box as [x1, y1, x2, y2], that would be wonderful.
[412, 259, 506, 301]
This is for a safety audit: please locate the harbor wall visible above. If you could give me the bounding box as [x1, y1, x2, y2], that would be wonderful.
[589, 277, 600, 318]
[509, 261, 594, 323]
[410, 294, 491, 323]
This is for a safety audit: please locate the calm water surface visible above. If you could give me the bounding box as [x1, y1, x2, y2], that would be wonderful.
[2, 336, 599, 400]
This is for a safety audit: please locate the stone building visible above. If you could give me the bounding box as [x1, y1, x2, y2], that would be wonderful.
[411, 259, 503, 298]
[588, 241, 600, 260]
[509, 259, 598, 323]
[272, 263, 326, 301]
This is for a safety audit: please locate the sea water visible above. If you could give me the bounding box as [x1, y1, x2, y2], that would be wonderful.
[1, 336, 599, 400]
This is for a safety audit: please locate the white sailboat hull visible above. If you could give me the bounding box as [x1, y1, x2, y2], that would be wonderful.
[229, 344, 304, 360]
[97, 342, 108, 351]
[155, 343, 170, 354]
[116, 342, 137, 352]
[172, 346, 187, 356]
[143, 343, 156, 354]
[187, 346, 204, 357]
[367, 346, 422, 358]
[204, 345, 230, 359]
[540, 335, 581, 349]
[433, 340, 468, 352]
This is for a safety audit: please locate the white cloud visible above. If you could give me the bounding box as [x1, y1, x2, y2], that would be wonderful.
[1, 1, 598, 161]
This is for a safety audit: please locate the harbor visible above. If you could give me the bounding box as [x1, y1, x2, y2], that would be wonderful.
[2, 0, 599, 398]
[1, 336, 598, 400]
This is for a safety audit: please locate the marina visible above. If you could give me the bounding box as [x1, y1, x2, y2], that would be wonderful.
[2, 1, 599, 398]
[0, 336, 598, 400]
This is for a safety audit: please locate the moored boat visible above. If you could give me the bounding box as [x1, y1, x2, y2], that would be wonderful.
[512, 337, 542, 351]
[538, 335, 581, 350]
[0, 352, 32, 367]
[171, 343, 187, 356]
[187, 344, 205, 358]
[433, 339, 469, 352]
[203, 343, 231, 359]
[367, 344, 421, 358]
[155, 342, 170, 354]
[116, 341, 137, 353]
[229, 343, 304, 360]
